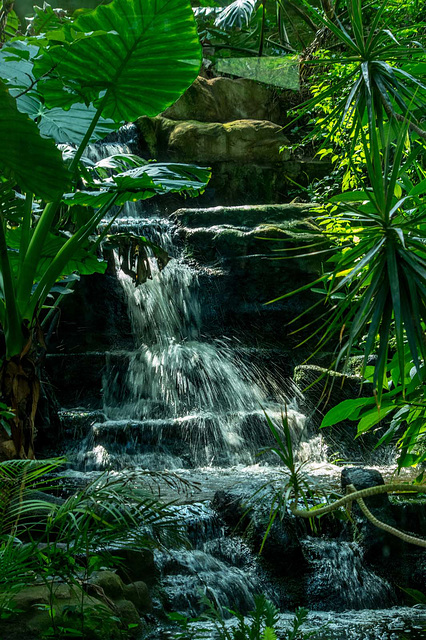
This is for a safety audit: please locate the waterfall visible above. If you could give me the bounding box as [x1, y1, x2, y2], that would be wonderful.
[75, 139, 313, 471]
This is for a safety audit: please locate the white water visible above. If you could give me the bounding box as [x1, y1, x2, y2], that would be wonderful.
[73, 162, 315, 470]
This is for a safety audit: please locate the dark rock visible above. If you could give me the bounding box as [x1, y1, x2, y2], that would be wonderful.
[115, 548, 158, 585]
[302, 538, 396, 611]
[173, 203, 317, 228]
[1, 584, 120, 640]
[341, 467, 388, 509]
[113, 599, 141, 635]
[91, 570, 125, 599]
[294, 365, 392, 464]
[212, 490, 306, 577]
[46, 272, 134, 355]
[212, 490, 245, 529]
[123, 581, 152, 613]
[340, 467, 403, 568]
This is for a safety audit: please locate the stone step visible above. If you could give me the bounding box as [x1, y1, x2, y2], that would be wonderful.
[137, 116, 291, 164]
[173, 202, 316, 228]
[46, 347, 296, 411]
[135, 116, 330, 204]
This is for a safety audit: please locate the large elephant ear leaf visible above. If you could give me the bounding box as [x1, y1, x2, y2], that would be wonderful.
[35, 0, 202, 123]
[0, 81, 70, 201]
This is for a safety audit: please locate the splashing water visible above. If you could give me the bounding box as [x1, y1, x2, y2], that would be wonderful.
[75, 144, 314, 471]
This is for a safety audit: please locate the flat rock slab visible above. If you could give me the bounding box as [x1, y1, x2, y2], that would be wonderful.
[173, 203, 317, 227]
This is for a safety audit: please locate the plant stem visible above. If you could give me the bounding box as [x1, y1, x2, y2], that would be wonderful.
[0, 214, 23, 357]
[29, 193, 119, 316]
[259, 0, 267, 57]
[16, 94, 109, 317]
[70, 94, 109, 174]
[19, 192, 32, 270]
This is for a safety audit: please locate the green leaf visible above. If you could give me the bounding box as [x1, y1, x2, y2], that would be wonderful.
[356, 404, 395, 435]
[64, 163, 211, 208]
[320, 397, 376, 428]
[329, 190, 369, 202]
[36, 103, 118, 145]
[262, 627, 277, 640]
[35, 0, 202, 122]
[0, 80, 70, 201]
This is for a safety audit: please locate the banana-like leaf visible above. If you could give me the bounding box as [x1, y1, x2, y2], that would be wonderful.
[0, 42, 119, 144]
[35, 0, 202, 122]
[6, 226, 107, 279]
[215, 0, 257, 30]
[64, 163, 211, 208]
[0, 80, 70, 201]
[36, 103, 118, 144]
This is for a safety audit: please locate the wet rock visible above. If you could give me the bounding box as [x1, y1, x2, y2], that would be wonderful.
[212, 490, 306, 577]
[113, 599, 141, 635]
[212, 490, 245, 529]
[173, 204, 324, 354]
[340, 467, 401, 560]
[115, 548, 158, 585]
[293, 365, 392, 464]
[91, 570, 125, 599]
[341, 467, 388, 509]
[302, 538, 396, 611]
[123, 581, 152, 613]
[162, 76, 290, 125]
[174, 203, 316, 228]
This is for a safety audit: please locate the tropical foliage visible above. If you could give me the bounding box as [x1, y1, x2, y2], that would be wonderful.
[0, 457, 189, 634]
[0, 0, 211, 458]
[171, 592, 318, 640]
[272, 0, 426, 469]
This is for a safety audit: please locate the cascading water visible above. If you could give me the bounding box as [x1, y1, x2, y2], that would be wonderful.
[73, 143, 310, 470]
[54, 136, 425, 639]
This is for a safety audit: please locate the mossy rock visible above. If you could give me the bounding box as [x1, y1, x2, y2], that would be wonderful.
[90, 570, 125, 599]
[123, 581, 152, 613]
[135, 116, 290, 164]
[162, 76, 290, 125]
[1, 584, 121, 640]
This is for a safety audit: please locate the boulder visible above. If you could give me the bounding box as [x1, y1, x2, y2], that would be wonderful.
[114, 548, 158, 585]
[341, 467, 388, 509]
[136, 116, 290, 164]
[162, 76, 290, 124]
[90, 570, 125, 599]
[123, 581, 152, 613]
[0, 438, 17, 461]
[113, 599, 141, 635]
[1, 584, 122, 640]
[135, 116, 330, 204]
[167, 119, 290, 164]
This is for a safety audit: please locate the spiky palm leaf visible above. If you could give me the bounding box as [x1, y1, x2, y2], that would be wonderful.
[296, 0, 426, 141]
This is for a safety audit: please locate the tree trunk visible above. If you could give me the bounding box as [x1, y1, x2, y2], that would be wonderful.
[0, 356, 39, 459]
